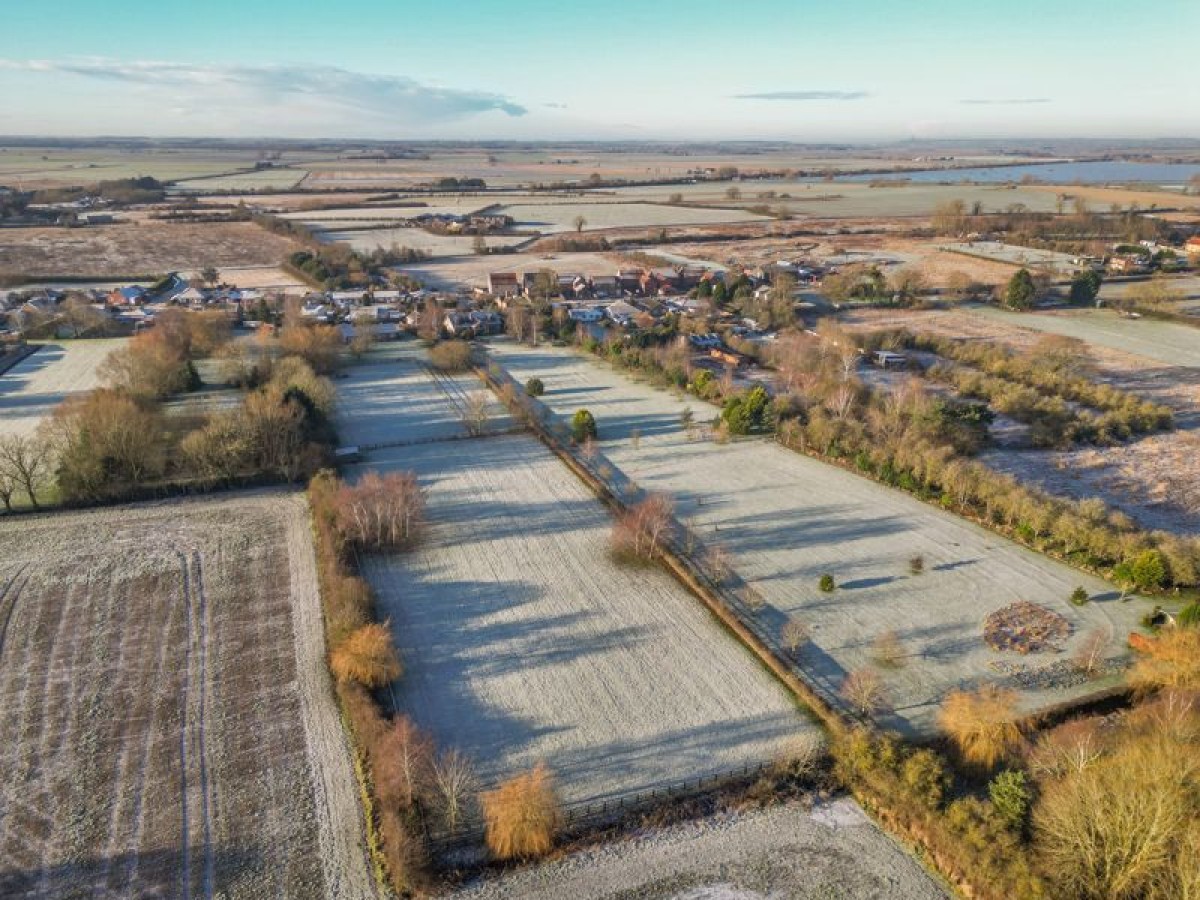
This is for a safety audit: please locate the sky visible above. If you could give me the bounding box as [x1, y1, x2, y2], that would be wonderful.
[0, 0, 1196, 141]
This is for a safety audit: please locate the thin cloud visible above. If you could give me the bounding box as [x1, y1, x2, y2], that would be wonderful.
[733, 90, 869, 101]
[0, 58, 527, 122]
[960, 98, 1051, 105]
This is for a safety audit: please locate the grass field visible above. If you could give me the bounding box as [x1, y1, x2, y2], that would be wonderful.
[172, 169, 310, 192]
[0, 340, 125, 439]
[963, 306, 1200, 368]
[589, 181, 1061, 217]
[0, 492, 373, 899]
[450, 796, 949, 900]
[318, 227, 530, 256]
[0, 221, 301, 279]
[334, 344, 511, 448]
[354, 435, 814, 805]
[486, 341, 1147, 736]
[494, 202, 769, 232]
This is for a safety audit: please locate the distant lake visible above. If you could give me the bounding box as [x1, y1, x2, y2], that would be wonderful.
[843, 161, 1200, 185]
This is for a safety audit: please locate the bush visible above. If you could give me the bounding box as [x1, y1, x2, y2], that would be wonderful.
[938, 686, 1026, 770]
[989, 769, 1031, 829]
[1070, 586, 1090, 606]
[908, 554, 925, 575]
[428, 340, 472, 371]
[331, 622, 403, 688]
[571, 408, 597, 443]
[524, 376, 544, 397]
[819, 573, 835, 592]
[482, 763, 561, 860]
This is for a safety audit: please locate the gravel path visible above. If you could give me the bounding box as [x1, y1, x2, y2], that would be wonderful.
[449, 796, 949, 900]
[0, 339, 125, 438]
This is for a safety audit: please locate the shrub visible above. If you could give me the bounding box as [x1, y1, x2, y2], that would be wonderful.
[571, 408, 597, 443]
[819, 573, 835, 592]
[938, 686, 1026, 770]
[871, 630, 907, 668]
[428, 340, 472, 371]
[1070, 586, 1090, 606]
[1129, 627, 1200, 692]
[524, 376, 544, 397]
[1179, 601, 1200, 629]
[482, 763, 561, 860]
[1114, 549, 1167, 592]
[331, 622, 403, 688]
[908, 554, 925, 575]
[989, 769, 1031, 829]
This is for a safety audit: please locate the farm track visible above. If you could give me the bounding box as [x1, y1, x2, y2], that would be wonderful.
[0, 565, 29, 660]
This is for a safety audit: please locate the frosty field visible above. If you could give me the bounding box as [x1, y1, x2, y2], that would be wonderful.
[486, 341, 1146, 735]
[353, 434, 813, 805]
[334, 344, 511, 448]
[0, 492, 373, 899]
[494, 201, 768, 232]
[0, 340, 125, 439]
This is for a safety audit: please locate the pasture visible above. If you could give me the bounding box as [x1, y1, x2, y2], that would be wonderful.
[354, 435, 814, 805]
[0, 492, 373, 899]
[0, 340, 125, 439]
[486, 341, 1147, 736]
[317, 227, 529, 256]
[334, 344, 511, 448]
[493, 201, 769, 232]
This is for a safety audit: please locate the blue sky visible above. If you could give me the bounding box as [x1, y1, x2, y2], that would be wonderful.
[1, 0, 1195, 140]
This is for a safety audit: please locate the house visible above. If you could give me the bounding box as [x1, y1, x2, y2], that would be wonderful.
[567, 306, 605, 323]
[467, 309, 503, 334]
[487, 272, 521, 297]
[590, 274, 620, 297]
[1185, 236, 1200, 257]
[108, 286, 146, 306]
[616, 269, 643, 294]
[1107, 255, 1147, 274]
[689, 333, 722, 350]
[604, 299, 640, 327]
[176, 286, 207, 307]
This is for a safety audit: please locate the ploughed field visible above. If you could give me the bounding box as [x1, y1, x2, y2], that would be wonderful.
[337, 349, 815, 805]
[0, 493, 373, 900]
[486, 341, 1147, 735]
[0, 340, 126, 439]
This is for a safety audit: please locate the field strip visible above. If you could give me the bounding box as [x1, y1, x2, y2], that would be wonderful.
[284, 495, 380, 900]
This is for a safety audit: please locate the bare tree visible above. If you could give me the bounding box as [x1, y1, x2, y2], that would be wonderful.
[431, 748, 478, 832]
[0, 434, 52, 509]
[1073, 626, 1110, 677]
[841, 667, 888, 716]
[336, 470, 426, 548]
[463, 391, 490, 436]
[611, 493, 674, 562]
[572, 215, 587, 234]
[374, 715, 435, 810]
[0, 466, 16, 513]
[782, 616, 810, 655]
